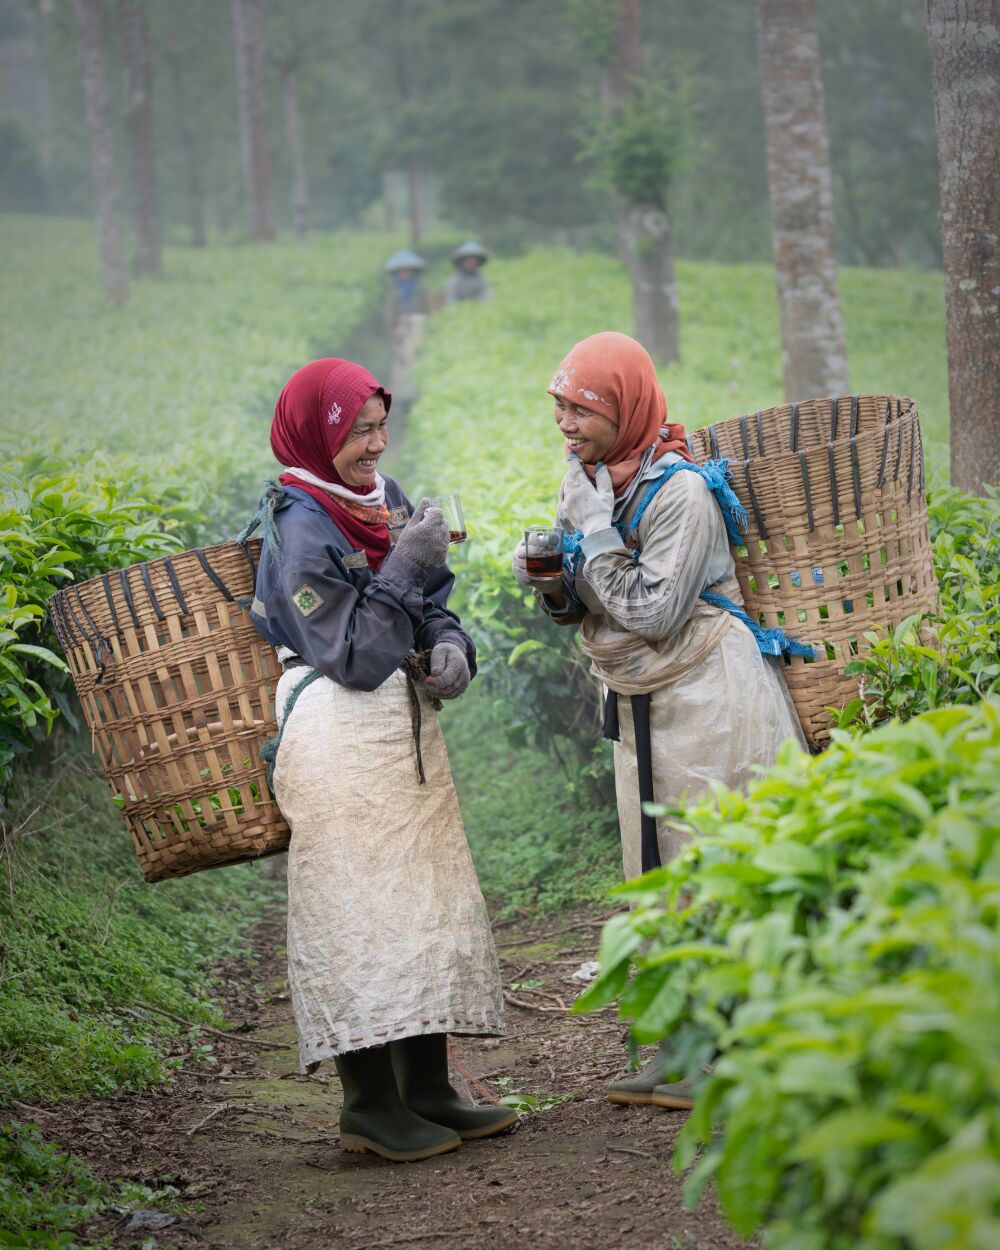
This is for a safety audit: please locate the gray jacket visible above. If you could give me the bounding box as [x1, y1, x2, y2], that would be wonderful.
[250, 481, 475, 692]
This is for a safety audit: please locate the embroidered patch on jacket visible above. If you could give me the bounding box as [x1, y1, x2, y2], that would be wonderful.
[342, 550, 368, 570]
[292, 584, 323, 616]
[387, 505, 410, 528]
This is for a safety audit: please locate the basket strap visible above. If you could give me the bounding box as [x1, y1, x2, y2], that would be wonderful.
[708, 424, 720, 460]
[742, 459, 769, 539]
[798, 451, 815, 532]
[849, 394, 859, 438]
[48, 591, 72, 650]
[827, 445, 841, 528]
[756, 409, 766, 456]
[850, 438, 863, 519]
[72, 585, 113, 681]
[893, 417, 905, 481]
[907, 419, 917, 502]
[789, 403, 800, 451]
[161, 557, 190, 616]
[118, 567, 141, 629]
[829, 396, 839, 440]
[630, 692, 661, 874]
[739, 414, 751, 460]
[139, 563, 166, 621]
[877, 422, 891, 488]
[195, 549, 236, 603]
[101, 573, 120, 632]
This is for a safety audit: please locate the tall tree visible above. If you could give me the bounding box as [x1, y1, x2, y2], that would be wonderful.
[756, 0, 849, 400]
[231, 0, 275, 241]
[613, 0, 680, 364]
[925, 0, 1000, 496]
[120, 0, 160, 274]
[71, 0, 128, 304]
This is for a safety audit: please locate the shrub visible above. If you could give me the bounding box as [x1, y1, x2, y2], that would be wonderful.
[576, 700, 1000, 1250]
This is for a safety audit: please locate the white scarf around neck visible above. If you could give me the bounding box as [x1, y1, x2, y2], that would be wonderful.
[284, 465, 386, 508]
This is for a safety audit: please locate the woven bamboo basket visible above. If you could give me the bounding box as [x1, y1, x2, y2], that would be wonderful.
[49, 540, 287, 882]
[686, 395, 937, 750]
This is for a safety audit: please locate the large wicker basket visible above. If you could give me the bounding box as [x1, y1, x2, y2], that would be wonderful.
[49, 540, 287, 882]
[686, 395, 937, 750]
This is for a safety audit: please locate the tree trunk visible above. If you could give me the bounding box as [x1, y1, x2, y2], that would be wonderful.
[166, 52, 206, 247]
[71, 0, 128, 304]
[612, 0, 680, 363]
[280, 65, 309, 243]
[406, 161, 421, 248]
[926, 0, 1000, 495]
[619, 203, 680, 364]
[120, 0, 160, 274]
[231, 0, 275, 242]
[31, 0, 55, 170]
[756, 0, 849, 400]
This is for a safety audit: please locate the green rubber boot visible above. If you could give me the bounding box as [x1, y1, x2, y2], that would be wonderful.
[608, 1038, 678, 1106]
[334, 1044, 461, 1162]
[650, 1077, 695, 1110]
[390, 1033, 519, 1140]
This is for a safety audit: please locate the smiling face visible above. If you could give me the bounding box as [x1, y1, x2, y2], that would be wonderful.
[553, 393, 619, 464]
[332, 394, 388, 487]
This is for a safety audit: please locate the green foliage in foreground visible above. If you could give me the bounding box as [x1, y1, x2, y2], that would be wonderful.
[838, 486, 1000, 727]
[0, 738, 281, 1105]
[577, 701, 1000, 1250]
[0, 1121, 106, 1249]
[0, 1119, 187, 1249]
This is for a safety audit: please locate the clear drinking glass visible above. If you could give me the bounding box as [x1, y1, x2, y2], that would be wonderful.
[432, 493, 466, 544]
[524, 527, 563, 578]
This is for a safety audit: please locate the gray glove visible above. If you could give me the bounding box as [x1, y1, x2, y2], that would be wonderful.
[562, 454, 614, 537]
[426, 642, 470, 699]
[392, 498, 449, 570]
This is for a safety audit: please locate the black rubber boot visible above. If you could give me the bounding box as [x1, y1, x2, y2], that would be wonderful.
[390, 1033, 519, 1140]
[607, 1038, 678, 1106]
[334, 1044, 461, 1162]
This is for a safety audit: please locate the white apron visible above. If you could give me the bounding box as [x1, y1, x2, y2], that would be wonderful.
[273, 666, 504, 1071]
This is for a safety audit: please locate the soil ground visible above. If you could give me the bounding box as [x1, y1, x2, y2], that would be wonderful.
[15, 904, 743, 1250]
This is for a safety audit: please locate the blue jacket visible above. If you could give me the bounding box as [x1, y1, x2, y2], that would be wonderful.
[249, 480, 476, 692]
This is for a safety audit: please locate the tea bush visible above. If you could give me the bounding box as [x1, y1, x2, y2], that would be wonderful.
[576, 700, 1000, 1250]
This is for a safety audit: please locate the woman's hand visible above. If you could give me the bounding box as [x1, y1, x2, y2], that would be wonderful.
[392, 498, 450, 569]
[425, 642, 470, 699]
[512, 537, 564, 596]
[562, 455, 614, 537]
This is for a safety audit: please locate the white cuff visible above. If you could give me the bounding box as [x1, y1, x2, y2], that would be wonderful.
[579, 527, 625, 560]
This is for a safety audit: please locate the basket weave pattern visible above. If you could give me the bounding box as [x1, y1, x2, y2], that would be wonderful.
[50, 540, 288, 882]
[687, 396, 937, 750]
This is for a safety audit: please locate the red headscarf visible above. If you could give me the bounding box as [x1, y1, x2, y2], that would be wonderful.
[547, 331, 693, 492]
[271, 358, 394, 570]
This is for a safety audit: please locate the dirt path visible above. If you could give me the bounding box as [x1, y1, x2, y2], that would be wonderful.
[27, 906, 742, 1250]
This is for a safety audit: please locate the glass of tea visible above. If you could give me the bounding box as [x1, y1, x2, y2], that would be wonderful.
[524, 527, 563, 579]
[432, 493, 466, 544]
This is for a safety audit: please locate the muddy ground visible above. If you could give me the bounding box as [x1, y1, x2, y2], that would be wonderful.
[14, 905, 743, 1250]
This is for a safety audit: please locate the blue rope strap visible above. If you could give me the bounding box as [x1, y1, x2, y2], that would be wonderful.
[699, 590, 815, 659]
[561, 458, 815, 660]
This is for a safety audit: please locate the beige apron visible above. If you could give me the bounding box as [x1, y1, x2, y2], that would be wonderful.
[273, 666, 504, 1071]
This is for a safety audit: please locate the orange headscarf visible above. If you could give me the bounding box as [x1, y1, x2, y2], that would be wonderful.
[547, 331, 692, 492]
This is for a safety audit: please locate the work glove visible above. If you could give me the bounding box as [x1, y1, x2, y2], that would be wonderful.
[511, 537, 563, 592]
[561, 454, 614, 537]
[425, 641, 470, 699]
[392, 498, 449, 570]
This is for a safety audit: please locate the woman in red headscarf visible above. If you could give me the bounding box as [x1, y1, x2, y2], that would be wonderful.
[512, 332, 804, 1109]
[249, 359, 515, 1163]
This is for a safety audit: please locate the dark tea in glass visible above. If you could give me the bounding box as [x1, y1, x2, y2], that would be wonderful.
[432, 493, 466, 544]
[524, 527, 563, 578]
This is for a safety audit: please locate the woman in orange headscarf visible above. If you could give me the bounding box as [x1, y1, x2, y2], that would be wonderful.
[512, 332, 804, 1109]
